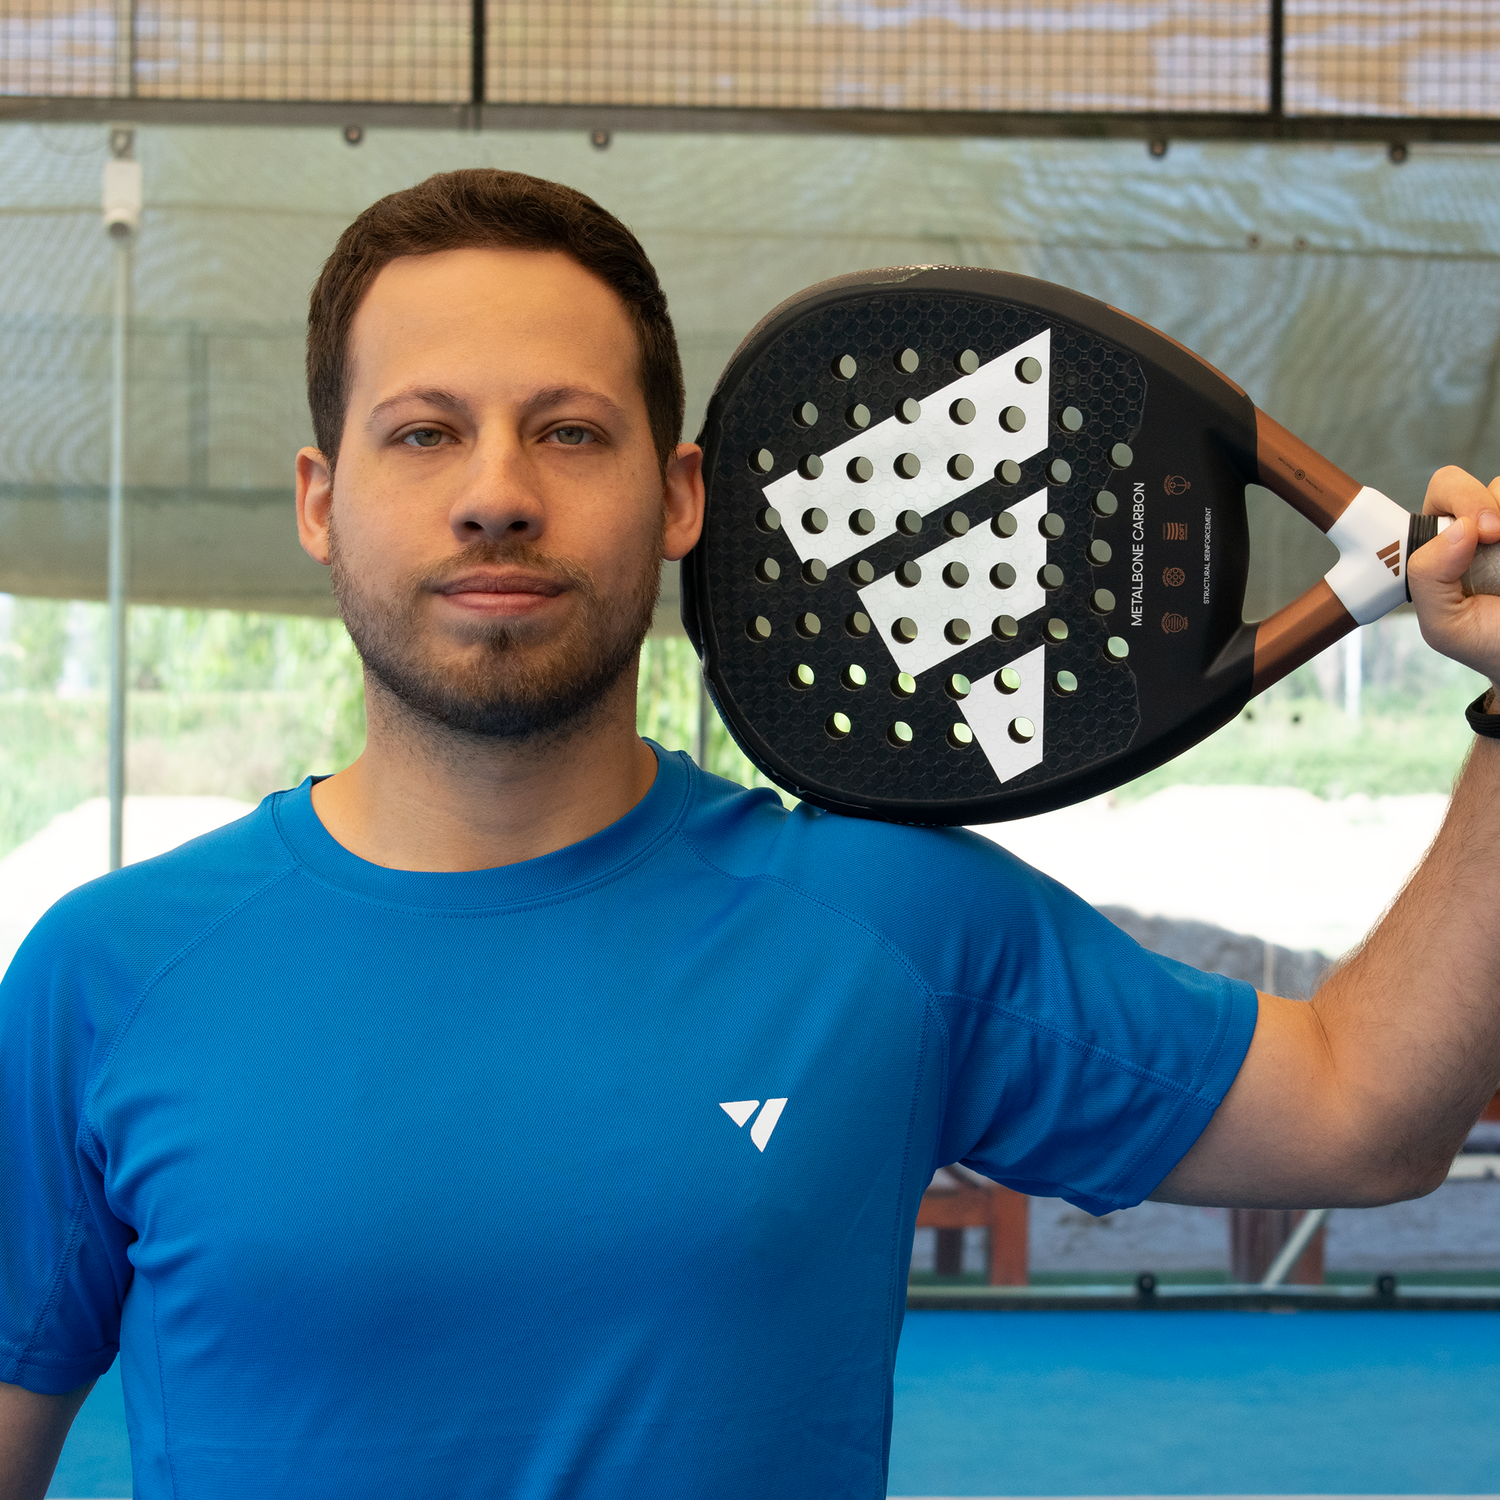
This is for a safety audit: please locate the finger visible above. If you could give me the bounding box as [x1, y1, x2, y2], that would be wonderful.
[1409, 513, 1475, 589]
[1424, 464, 1499, 525]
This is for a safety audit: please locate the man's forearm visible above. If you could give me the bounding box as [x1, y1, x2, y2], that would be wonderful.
[0, 1378, 92, 1500]
[1313, 732, 1500, 1194]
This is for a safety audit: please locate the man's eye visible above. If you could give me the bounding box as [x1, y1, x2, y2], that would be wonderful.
[552, 426, 592, 447]
[403, 428, 444, 448]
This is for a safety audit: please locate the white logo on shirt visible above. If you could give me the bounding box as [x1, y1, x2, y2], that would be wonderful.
[719, 1098, 788, 1152]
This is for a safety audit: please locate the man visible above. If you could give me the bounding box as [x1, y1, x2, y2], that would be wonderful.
[3, 168, 1500, 1499]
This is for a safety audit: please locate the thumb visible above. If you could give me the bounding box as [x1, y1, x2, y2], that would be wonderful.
[1409, 514, 1473, 590]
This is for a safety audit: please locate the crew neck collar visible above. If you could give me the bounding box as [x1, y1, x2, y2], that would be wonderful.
[270, 741, 691, 911]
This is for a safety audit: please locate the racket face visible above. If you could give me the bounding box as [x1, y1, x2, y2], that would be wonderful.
[683, 268, 1259, 824]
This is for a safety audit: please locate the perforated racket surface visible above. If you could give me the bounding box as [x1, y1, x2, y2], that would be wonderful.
[680, 266, 1456, 824]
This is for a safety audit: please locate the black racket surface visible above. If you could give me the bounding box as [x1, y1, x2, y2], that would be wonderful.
[682, 267, 1260, 824]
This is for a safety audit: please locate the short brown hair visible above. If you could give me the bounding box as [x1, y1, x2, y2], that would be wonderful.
[307, 169, 684, 472]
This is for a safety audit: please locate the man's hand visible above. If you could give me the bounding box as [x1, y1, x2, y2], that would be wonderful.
[1156, 466, 1500, 1210]
[1407, 465, 1500, 688]
[0, 1378, 93, 1500]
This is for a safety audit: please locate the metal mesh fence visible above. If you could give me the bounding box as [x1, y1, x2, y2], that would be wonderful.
[1285, 2, 1500, 118]
[487, 1, 1272, 114]
[3, 2, 1499, 119]
[1, 1, 471, 101]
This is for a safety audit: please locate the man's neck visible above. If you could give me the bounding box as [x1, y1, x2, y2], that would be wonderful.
[308, 671, 659, 872]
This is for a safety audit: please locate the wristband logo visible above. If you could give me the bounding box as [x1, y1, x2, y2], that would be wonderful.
[719, 1097, 789, 1152]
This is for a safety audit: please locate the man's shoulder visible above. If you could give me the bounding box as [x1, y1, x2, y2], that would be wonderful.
[14, 791, 299, 989]
[679, 761, 1061, 949]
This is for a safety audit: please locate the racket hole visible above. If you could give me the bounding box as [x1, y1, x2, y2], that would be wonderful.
[831, 355, 857, 380]
[849, 508, 876, 536]
[1038, 564, 1064, 590]
[1047, 458, 1072, 485]
[1090, 588, 1117, 614]
[755, 557, 781, 583]
[896, 508, 923, 535]
[793, 401, 819, 428]
[990, 562, 1016, 589]
[849, 560, 876, 586]
[950, 397, 976, 425]
[748, 448, 774, 474]
[895, 348, 920, 374]
[1088, 539, 1112, 564]
[945, 511, 970, 537]
[1000, 405, 1026, 433]
[847, 457, 874, 484]
[1016, 357, 1043, 384]
[896, 561, 922, 588]
[947, 722, 974, 748]
[995, 459, 1022, 486]
[891, 671, 917, 698]
[1059, 405, 1084, 432]
[892, 617, 919, 644]
[846, 403, 872, 430]
[846, 611, 873, 637]
[943, 562, 969, 588]
[798, 454, 824, 480]
[897, 398, 922, 424]
[795, 612, 822, 638]
[802, 559, 828, 584]
[945, 673, 971, 700]
[756, 505, 782, 532]
[1008, 716, 1036, 743]
[944, 619, 971, 645]
[1109, 442, 1134, 469]
[887, 720, 914, 747]
[996, 667, 1022, 695]
[1093, 490, 1119, 517]
[826, 712, 852, 739]
[789, 664, 815, 690]
[991, 510, 1018, 539]
[1052, 670, 1078, 697]
[992, 614, 1019, 641]
[947, 454, 974, 481]
[841, 664, 867, 689]
[895, 454, 921, 480]
[745, 615, 772, 642]
[955, 349, 979, 375]
[802, 507, 828, 534]
[1105, 635, 1130, 662]
[1045, 618, 1069, 642]
[1040, 513, 1065, 540]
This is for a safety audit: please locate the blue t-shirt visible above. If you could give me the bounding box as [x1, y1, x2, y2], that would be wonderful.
[1, 747, 1255, 1498]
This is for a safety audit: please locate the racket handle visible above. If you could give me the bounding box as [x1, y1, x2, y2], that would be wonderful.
[1409, 513, 1500, 597]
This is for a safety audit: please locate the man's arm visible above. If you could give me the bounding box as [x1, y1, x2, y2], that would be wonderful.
[0, 1378, 94, 1500]
[1157, 466, 1500, 1208]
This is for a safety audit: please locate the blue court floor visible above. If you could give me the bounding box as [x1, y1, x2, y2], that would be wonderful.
[46, 1311, 1500, 1497]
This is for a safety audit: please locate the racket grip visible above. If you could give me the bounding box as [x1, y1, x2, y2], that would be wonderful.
[1409, 514, 1500, 597]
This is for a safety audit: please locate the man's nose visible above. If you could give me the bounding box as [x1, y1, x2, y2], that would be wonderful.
[448, 432, 544, 543]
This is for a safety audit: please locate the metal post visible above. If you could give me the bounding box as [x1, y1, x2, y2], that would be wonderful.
[1260, 1206, 1329, 1287]
[1344, 626, 1362, 722]
[470, 0, 486, 129]
[103, 130, 140, 871]
[695, 669, 711, 770]
[1268, 0, 1285, 120]
[113, 0, 134, 97]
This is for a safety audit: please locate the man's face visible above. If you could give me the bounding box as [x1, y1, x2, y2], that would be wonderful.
[296, 246, 702, 740]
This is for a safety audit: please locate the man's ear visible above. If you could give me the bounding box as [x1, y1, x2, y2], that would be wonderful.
[662, 443, 705, 562]
[296, 447, 334, 566]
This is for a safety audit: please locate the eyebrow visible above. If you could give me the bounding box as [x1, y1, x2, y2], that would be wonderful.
[364, 383, 628, 430]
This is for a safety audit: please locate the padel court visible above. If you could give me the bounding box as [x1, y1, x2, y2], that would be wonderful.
[46, 1310, 1500, 1498]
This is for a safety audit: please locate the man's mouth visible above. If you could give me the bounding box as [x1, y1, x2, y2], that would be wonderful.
[435, 569, 569, 616]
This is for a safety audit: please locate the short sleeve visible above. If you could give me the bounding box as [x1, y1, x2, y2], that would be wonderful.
[931, 862, 1258, 1216]
[0, 904, 136, 1394]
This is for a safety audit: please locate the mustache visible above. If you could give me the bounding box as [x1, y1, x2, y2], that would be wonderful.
[406, 540, 599, 600]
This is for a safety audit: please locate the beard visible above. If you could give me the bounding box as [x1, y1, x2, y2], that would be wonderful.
[329, 520, 662, 742]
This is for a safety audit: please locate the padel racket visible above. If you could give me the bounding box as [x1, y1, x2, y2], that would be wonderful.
[680, 265, 1487, 825]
